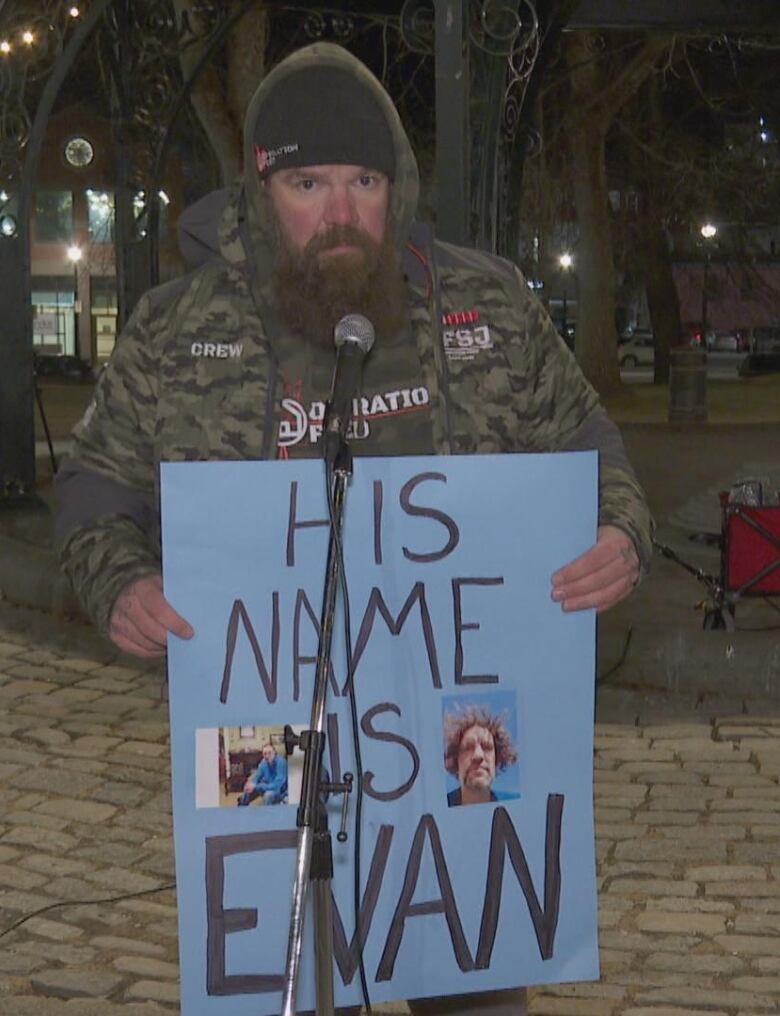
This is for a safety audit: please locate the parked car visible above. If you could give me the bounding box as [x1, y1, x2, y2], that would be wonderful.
[749, 326, 780, 353]
[618, 332, 654, 368]
[707, 331, 747, 353]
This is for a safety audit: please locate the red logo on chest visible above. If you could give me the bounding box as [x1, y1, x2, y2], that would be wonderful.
[442, 309, 481, 327]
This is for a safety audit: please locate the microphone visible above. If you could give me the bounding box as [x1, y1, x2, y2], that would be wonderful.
[322, 314, 375, 463]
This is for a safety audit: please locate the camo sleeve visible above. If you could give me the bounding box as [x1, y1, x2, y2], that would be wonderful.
[57, 293, 162, 631]
[508, 268, 654, 574]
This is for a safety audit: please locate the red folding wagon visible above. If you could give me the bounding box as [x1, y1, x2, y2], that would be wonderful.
[655, 493, 780, 631]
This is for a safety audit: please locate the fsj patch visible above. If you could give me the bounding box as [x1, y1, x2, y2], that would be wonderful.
[442, 324, 493, 361]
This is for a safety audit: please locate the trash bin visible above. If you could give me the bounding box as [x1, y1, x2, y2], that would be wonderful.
[669, 347, 707, 423]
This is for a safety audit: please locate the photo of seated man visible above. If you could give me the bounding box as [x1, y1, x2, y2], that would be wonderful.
[444, 705, 518, 807]
[237, 742, 288, 806]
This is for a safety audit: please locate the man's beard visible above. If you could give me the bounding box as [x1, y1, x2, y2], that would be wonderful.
[272, 222, 409, 348]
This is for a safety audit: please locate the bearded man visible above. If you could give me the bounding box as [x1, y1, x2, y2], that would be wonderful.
[55, 42, 651, 1015]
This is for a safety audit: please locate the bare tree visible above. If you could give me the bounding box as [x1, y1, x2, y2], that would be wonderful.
[560, 32, 670, 394]
[172, 0, 268, 186]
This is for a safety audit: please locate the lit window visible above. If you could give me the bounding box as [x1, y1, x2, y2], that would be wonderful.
[87, 190, 115, 243]
[35, 191, 74, 242]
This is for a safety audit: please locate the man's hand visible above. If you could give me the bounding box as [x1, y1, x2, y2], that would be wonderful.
[551, 525, 640, 614]
[108, 574, 194, 658]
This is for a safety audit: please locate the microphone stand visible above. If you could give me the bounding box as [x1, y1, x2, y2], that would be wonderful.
[281, 435, 355, 1016]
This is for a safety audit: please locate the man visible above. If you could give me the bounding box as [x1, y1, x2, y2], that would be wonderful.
[444, 706, 518, 807]
[237, 743, 288, 806]
[56, 41, 652, 1016]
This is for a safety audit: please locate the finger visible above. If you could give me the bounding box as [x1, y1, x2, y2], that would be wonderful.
[112, 591, 172, 649]
[560, 572, 635, 613]
[551, 540, 630, 586]
[552, 554, 638, 603]
[122, 583, 194, 646]
[135, 576, 194, 640]
[146, 590, 194, 641]
[108, 626, 166, 659]
[109, 611, 166, 655]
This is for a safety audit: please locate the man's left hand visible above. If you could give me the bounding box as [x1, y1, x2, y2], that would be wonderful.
[551, 525, 640, 613]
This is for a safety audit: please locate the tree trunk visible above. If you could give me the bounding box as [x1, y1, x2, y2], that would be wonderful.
[171, 0, 268, 187]
[566, 34, 621, 395]
[569, 117, 621, 394]
[639, 212, 680, 383]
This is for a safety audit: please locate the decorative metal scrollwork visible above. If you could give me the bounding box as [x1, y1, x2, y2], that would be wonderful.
[400, 0, 434, 55]
[301, 11, 356, 42]
[0, 2, 70, 183]
[303, 11, 327, 39]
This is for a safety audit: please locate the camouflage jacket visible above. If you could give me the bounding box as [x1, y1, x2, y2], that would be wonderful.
[56, 43, 653, 633]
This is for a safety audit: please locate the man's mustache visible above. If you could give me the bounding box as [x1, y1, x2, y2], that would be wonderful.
[305, 225, 379, 259]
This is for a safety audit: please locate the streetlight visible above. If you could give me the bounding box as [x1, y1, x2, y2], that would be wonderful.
[558, 252, 573, 344]
[699, 223, 717, 347]
[66, 244, 83, 356]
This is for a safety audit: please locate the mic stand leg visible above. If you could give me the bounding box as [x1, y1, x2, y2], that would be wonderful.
[281, 449, 352, 1016]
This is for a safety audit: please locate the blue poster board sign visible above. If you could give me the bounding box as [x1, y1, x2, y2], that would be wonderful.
[161, 452, 600, 1014]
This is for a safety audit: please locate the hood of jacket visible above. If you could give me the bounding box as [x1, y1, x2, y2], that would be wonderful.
[177, 43, 420, 282]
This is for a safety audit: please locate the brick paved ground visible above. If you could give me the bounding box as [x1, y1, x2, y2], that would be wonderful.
[1, 604, 779, 1015]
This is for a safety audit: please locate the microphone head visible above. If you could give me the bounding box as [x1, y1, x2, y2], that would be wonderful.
[334, 314, 375, 354]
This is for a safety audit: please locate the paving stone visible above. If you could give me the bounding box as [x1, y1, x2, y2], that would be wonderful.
[0, 949, 47, 974]
[659, 824, 746, 842]
[29, 968, 124, 999]
[527, 996, 618, 1015]
[1, 825, 78, 851]
[91, 936, 167, 958]
[114, 741, 169, 758]
[46, 687, 105, 704]
[125, 980, 180, 1003]
[44, 876, 105, 900]
[605, 879, 699, 898]
[0, 887, 55, 911]
[15, 941, 97, 965]
[86, 694, 159, 715]
[687, 863, 768, 881]
[34, 798, 117, 823]
[705, 881, 780, 897]
[22, 916, 84, 941]
[0, 862, 47, 891]
[21, 728, 71, 747]
[84, 867, 167, 894]
[644, 897, 734, 914]
[112, 956, 179, 978]
[633, 985, 777, 1009]
[735, 913, 780, 933]
[732, 842, 780, 863]
[91, 783, 149, 807]
[614, 839, 727, 862]
[622, 1009, 728, 1016]
[0, 676, 60, 695]
[643, 952, 745, 974]
[634, 911, 728, 935]
[74, 843, 145, 867]
[63, 736, 124, 756]
[715, 932, 780, 956]
[58, 756, 108, 775]
[731, 975, 780, 993]
[60, 658, 104, 673]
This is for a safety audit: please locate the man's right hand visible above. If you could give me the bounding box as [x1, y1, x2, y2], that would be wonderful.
[108, 574, 194, 659]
